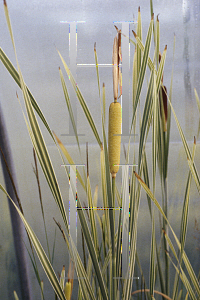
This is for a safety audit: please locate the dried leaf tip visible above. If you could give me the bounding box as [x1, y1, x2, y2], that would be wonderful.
[157, 14, 159, 22]
[194, 136, 196, 145]
[103, 82, 105, 87]
[94, 42, 96, 51]
[151, 13, 154, 20]
[159, 51, 162, 63]
[164, 45, 167, 50]
[3, 0, 7, 7]
[134, 171, 144, 183]
[138, 6, 140, 12]
[132, 30, 137, 38]
[114, 25, 121, 34]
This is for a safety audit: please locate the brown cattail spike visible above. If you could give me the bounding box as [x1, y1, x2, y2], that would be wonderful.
[112, 30, 121, 101]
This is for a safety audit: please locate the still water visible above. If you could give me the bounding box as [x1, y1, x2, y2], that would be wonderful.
[0, 0, 200, 298]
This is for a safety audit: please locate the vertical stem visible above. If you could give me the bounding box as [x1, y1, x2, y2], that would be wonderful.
[112, 176, 116, 299]
[112, 176, 116, 226]
[164, 176, 169, 296]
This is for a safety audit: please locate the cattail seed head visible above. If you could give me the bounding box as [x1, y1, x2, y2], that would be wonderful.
[108, 102, 121, 177]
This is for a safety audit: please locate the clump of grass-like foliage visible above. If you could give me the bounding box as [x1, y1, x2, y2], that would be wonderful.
[1, 0, 200, 299]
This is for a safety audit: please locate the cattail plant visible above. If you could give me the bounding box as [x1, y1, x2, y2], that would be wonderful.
[108, 29, 122, 178]
[1, 2, 200, 299]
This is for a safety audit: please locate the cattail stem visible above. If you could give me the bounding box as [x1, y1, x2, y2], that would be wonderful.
[112, 176, 116, 299]
[112, 176, 116, 220]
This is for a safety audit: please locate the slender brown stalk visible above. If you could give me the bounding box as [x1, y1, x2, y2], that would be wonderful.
[131, 289, 172, 300]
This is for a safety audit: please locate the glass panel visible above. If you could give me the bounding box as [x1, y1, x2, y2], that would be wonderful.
[1, 0, 200, 298]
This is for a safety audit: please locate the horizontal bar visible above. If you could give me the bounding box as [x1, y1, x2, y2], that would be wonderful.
[77, 63, 122, 67]
[60, 21, 86, 23]
[77, 207, 123, 210]
[60, 164, 85, 167]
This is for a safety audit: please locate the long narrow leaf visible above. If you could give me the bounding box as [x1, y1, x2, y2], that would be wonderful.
[57, 49, 102, 148]
[3, 1, 69, 232]
[59, 67, 80, 150]
[131, 16, 154, 132]
[167, 96, 200, 194]
[69, 236, 96, 300]
[165, 240, 197, 300]
[134, 172, 200, 298]
[87, 176, 99, 252]
[73, 186, 109, 300]
[136, 6, 142, 80]
[0, 184, 67, 300]
[53, 132, 85, 190]
[0, 47, 54, 140]
[94, 42, 101, 99]
[150, 213, 156, 298]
